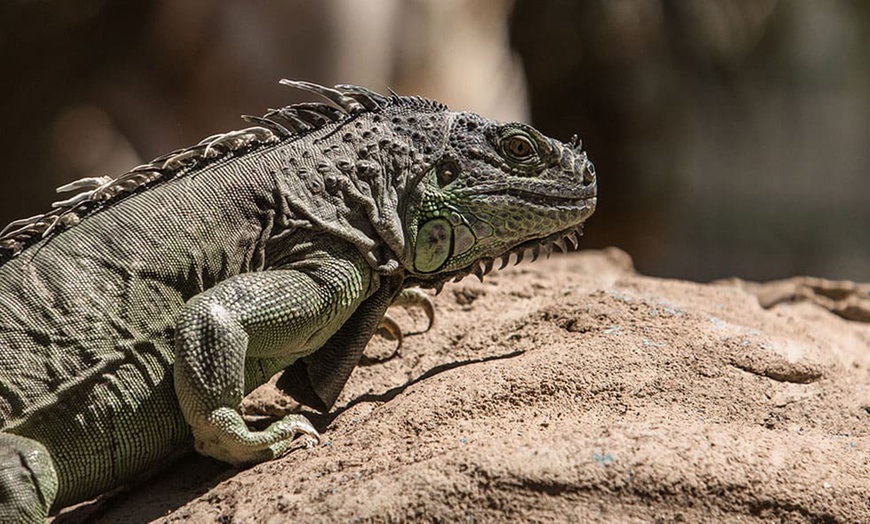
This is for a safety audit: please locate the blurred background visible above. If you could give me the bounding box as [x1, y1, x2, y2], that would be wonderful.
[2, 0, 868, 282]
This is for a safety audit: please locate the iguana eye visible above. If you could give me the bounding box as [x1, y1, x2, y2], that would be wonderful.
[504, 135, 536, 161]
[436, 159, 460, 188]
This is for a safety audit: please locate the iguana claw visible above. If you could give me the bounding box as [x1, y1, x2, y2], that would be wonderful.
[294, 415, 322, 444]
[289, 416, 321, 451]
[389, 287, 436, 333]
[378, 314, 405, 351]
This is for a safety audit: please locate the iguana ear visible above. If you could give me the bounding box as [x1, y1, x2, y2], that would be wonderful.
[275, 274, 405, 412]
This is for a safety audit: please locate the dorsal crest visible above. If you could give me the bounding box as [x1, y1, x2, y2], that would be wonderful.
[0, 80, 448, 261]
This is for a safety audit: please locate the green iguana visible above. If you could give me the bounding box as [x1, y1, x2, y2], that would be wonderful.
[0, 80, 596, 521]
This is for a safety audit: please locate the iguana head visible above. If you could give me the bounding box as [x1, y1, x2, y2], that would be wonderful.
[404, 111, 597, 287]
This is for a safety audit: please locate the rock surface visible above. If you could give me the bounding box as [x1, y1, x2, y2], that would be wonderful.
[58, 249, 870, 523]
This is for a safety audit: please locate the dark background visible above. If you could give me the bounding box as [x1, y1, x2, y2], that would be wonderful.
[3, 0, 868, 282]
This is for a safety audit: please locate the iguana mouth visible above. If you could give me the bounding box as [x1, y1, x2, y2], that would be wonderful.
[478, 185, 596, 206]
[507, 189, 596, 208]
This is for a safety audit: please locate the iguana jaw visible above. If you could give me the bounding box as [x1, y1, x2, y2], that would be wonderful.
[404, 213, 595, 291]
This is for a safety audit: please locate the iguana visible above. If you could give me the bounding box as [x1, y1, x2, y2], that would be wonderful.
[0, 80, 596, 521]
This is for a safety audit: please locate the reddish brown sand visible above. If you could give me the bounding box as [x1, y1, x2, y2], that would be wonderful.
[55, 249, 870, 523]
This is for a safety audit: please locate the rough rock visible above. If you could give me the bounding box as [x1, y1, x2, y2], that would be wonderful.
[58, 249, 870, 523]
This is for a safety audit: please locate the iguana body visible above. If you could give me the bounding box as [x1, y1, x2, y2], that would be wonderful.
[0, 81, 596, 521]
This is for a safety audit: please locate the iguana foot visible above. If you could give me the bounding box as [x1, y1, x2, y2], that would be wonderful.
[192, 407, 320, 467]
[370, 288, 436, 362]
[390, 287, 436, 334]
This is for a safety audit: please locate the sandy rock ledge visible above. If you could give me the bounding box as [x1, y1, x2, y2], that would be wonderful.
[71, 248, 869, 523]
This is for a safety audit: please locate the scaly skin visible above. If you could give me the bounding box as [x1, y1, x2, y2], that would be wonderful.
[0, 81, 596, 521]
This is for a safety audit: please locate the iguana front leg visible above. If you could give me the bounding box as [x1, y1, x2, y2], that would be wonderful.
[275, 273, 405, 411]
[173, 256, 376, 467]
